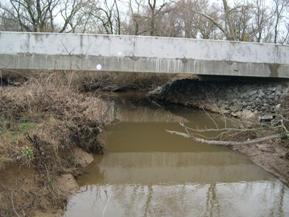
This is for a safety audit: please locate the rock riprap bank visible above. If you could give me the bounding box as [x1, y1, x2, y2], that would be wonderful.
[150, 79, 289, 121]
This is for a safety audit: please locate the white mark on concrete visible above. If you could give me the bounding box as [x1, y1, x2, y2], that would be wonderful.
[96, 64, 102, 70]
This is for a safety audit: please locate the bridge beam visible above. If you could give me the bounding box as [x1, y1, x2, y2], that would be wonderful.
[0, 32, 289, 78]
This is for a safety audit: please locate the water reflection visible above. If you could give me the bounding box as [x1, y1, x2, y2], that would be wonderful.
[78, 152, 273, 185]
[64, 97, 289, 217]
[65, 182, 289, 217]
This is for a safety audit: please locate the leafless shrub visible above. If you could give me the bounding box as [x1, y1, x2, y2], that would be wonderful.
[73, 71, 173, 92]
[0, 72, 109, 170]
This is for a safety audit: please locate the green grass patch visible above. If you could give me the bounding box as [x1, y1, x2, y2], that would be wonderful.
[0, 117, 37, 143]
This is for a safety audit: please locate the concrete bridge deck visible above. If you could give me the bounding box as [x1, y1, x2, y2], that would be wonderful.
[0, 31, 289, 78]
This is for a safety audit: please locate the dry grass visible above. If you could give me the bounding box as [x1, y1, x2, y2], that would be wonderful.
[0, 72, 113, 216]
[1, 73, 107, 117]
[0, 69, 192, 92]
[76, 71, 176, 92]
[0, 72, 110, 164]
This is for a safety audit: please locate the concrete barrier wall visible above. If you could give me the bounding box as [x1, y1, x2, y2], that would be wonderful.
[0, 31, 289, 78]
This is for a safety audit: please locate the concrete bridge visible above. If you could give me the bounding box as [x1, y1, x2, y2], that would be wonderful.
[0, 31, 289, 78]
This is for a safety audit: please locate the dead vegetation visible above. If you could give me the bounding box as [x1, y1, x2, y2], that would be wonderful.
[0, 70, 177, 93]
[0, 72, 112, 216]
[77, 71, 183, 92]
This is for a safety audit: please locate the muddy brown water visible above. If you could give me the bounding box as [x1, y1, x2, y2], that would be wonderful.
[64, 97, 289, 217]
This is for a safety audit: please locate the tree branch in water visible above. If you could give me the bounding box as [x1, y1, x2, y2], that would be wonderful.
[166, 129, 283, 146]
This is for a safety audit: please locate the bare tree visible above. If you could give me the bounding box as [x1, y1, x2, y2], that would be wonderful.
[196, 5, 219, 39]
[126, 0, 146, 35]
[208, 0, 255, 41]
[192, 0, 268, 41]
[59, 0, 88, 33]
[0, 9, 20, 31]
[248, 0, 269, 42]
[146, 0, 171, 36]
[272, 0, 289, 43]
[83, 0, 123, 34]
[0, 0, 86, 32]
[175, 0, 200, 38]
[125, 0, 173, 36]
[169, 0, 218, 39]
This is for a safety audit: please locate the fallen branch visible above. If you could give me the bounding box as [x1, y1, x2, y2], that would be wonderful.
[182, 127, 261, 133]
[166, 130, 190, 138]
[166, 129, 283, 146]
[178, 122, 276, 133]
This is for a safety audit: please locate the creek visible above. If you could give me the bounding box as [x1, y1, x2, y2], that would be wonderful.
[64, 94, 289, 217]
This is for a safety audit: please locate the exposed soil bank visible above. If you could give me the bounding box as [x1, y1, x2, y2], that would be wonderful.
[0, 74, 109, 217]
[150, 78, 289, 185]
